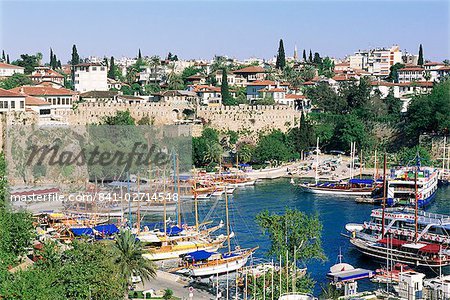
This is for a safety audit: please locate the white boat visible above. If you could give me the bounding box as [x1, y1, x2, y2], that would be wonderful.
[142, 240, 224, 261]
[177, 247, 256, 277]
[386, 166, 438, 207]
[299, 180, 374, 196]
[278, 293, 316, 300]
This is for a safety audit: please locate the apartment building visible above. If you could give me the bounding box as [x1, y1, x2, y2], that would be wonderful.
[73, 63, 108, 92]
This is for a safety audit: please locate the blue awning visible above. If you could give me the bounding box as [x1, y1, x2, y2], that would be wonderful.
[71, 227, 94, 236]
[162, 226, 183, 236]
[185, 250, 213, 261]
[94, 224, 119, 235]
[349, 179, 374, 185]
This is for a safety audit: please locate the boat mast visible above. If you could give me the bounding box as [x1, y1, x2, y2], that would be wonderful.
[137, 175, 140, 234]
[360, 149, 363, 179]
[127, 171, 132, 228]
[442, 136, 447, 176]
[225, 186, 231, 253]
[176, 154, 181, 228]
[315, 137, 319, 185]
[194, 178, 199, 231]
[414, 163, 419, 242]
[163, 166, 167, 235]
[381, 153, 387, 238]
[374, 150, 378, 180]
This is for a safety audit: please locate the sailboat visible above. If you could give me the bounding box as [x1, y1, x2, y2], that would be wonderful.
[175, 187, 257, 276]
[140, 154, 233, 261]
[298, 140, 375, 196]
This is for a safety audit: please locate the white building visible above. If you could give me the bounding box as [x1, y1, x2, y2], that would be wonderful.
[73, 63, 108, 92]
[0, 62, 24, 78]
[349, 46, 402, 76]
[30, 67, 65, 86]
[0, 88, 25, 112]
[397, 271, 425, 300]
[398, 66, 424, 83]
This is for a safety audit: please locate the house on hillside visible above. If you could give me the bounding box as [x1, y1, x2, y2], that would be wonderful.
[9, 85, 77, 110]
[233, 66, 266, 83]
[30, 67, 65, 86]
[0, 62, 24, 78]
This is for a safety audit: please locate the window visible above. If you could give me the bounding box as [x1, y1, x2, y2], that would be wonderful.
[11, 101, 15, 109]
[100, 67, 105, 71]
[92, 67, 97, 71]
[20, 101, 24, 108]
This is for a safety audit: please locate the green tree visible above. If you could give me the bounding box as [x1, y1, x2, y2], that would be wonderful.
[181, 66, 201, 84]
[236, 143, 254, 163]
[256, 208, 326, 263]
[1, 50, 5, 61]
[108, 56, 116, 79]
[387, 63, 405, 83]
[318, 57, 334, 78]
[396, 145, 432, 166]
[0, 210, 34, 258]
[163, 289, 174, 300]
[71, 45, 80, 65]
[254, 130, 296, 163]
[313, 52, 322, 65]
[102, 110, 136, 125]
[302, 49, 307, 62]
[307, 82, 346, 114]
[49, 48, 54, 68]
[418, 44, 424, 66]
[138, 48, 142, 61]
[275, 39, 286, 70]
[309, 49, 313, 62]
[255, 94, 275, 105]
[6, 55, 10, 64]
[12, 53, 41, 74]
[406, 79, 450, 141]
[167, 74, 184, 90]
[288, 113, 316, 153]
[299, 65, 316, 81]
[334, 114, 372, 150]
[114, 230, 156, 292]
[221, 69, 236, 105]
[0, 73, 33, 89]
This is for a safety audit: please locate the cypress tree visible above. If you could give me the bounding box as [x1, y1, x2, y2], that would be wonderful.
[418, 44, 424, 66]
[221, 68, 232, 105]
[302, 49, 307, 62]
[57, 60, 61, 69]
[275, 39, 286, 70]
[309, 50, 313, 62]
[50, 48, 54, 68]
[53, 54, 57, 69]
[6, 55, 9, 64]
[313, 52, 322, 65]
[2, 50, 6, 61]
[108, 56, 116, 79]
[138, 49, 142, 60]
[71, 45, 80, 65]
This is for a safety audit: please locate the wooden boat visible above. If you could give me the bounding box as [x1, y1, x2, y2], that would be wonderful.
[176, 247, 256, 277]
[371, 263, 417, 284]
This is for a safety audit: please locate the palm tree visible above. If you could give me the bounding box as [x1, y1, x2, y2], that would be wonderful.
[114, 230, 156, 295]
[203, 142, 223, 165]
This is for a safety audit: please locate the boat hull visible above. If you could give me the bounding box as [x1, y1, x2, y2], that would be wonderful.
[350, 238, 450, 268]
[189, 254, 250, 277]
[143, 243, 221, 261]
[300, 185, 372, 196]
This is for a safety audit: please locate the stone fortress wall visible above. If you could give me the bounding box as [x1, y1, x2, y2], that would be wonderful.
[1, 103, 300, 148]
[53, 102, 300, 135]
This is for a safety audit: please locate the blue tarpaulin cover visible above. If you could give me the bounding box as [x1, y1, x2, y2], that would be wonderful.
[94, 224, 119, 235]
[163, 226, 183, 236]
[185, 250, 213, 261]
[71, 227, 94, 236]
[349, 179, 373, 185]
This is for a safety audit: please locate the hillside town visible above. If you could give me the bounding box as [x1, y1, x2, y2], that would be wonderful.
[0, 43, 448, 131]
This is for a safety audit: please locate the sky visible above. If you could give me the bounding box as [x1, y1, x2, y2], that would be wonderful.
[0, 0, 449, 63]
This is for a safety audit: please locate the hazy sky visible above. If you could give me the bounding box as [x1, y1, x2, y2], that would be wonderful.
[1, 0, 449, 63]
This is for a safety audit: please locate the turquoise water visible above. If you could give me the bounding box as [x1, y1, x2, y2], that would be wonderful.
[182, 178, 450, 294]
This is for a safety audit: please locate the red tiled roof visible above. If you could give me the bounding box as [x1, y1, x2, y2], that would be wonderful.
[424, 62, 444, 66]
[247, 80, 276, 86]
[302, 81, 315, 85]
[397, 81, 433, 87]
[234, 66, 266, 73]
[0, 88, 24, 97]
[0, 62, 24, 69]
[285, 94, 306, 99]
[370, 81, 397, 87]
[258, 88, 285, 92]
[9, 86, 76, 96]
[31, 68, 64, 78]
[438, 67, 450, 72]
[25, 96, 50, 106]
[399, 67, 424, 72]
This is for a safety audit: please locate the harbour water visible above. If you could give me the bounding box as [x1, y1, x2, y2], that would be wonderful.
[173, 178, 450, 294]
